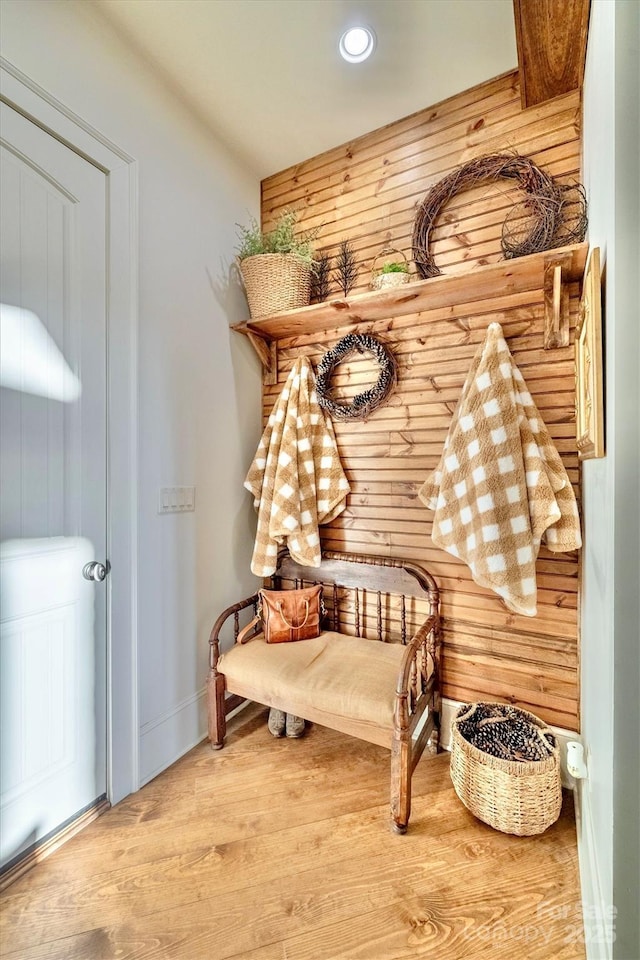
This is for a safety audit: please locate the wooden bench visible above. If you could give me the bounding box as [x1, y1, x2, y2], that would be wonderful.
[207, 550, 442, 833]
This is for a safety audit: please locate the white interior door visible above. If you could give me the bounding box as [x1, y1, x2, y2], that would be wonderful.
[0, 101, 108, 870]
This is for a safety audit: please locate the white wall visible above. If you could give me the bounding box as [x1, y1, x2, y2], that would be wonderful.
[609, 5, 640, 957]
[580, 0, 615, 940]
[581, 2, 640, 958]
[0, 0, 262, 788]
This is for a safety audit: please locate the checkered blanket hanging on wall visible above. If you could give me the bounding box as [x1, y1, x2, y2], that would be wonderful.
[419, 322, 581, 616]
[245, 357, 350, 577]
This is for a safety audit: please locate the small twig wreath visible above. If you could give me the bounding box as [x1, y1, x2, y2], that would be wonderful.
[502, 182, 588, 258]
[316, 334, 397, 422]
[412, 153, 587, 279]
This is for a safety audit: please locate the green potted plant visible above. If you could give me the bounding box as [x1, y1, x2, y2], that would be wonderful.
[370, 247, 411, 291]
[236, 209, 320, 319]
[379, 262, 410, 274]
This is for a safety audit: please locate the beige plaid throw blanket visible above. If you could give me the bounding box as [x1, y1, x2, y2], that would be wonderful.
[419, 322, 581, 616]
[245, 357, 350, 577]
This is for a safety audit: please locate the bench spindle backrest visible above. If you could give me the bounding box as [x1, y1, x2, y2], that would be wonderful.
[272, 550, 440, 649]
[401, 594, 407, 645]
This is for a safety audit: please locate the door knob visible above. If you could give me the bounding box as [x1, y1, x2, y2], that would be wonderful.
[83, 561, 108, 582]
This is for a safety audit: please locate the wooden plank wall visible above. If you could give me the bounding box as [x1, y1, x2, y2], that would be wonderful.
[260, 71, 582, 731]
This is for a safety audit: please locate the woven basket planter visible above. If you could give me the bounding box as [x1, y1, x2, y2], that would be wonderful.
[239, 253, 311, 319]
[370, 271, 410, 292]
[450, 702, 562, 836]
[370, 247, 411, 292]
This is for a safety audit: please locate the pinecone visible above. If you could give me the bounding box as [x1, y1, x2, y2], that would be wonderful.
[457, 703, 555, 762]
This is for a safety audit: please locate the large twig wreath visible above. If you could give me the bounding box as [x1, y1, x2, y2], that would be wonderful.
[316, 334, 396, 422]
[412, 153, 587, 279]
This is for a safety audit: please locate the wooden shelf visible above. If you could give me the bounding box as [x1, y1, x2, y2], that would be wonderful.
[232, 242, 588, 379]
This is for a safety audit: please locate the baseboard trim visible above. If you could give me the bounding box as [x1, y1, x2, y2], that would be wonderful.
[139, 687, 205, 737]
[138, 691, 250, 787]
[574, 781, 613, 960]
[225, 693, 246, 716]
[139, 688, 207, 785]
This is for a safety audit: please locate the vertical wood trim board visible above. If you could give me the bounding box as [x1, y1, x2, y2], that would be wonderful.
[513, 0, 591, 110]
[260, 71, 582, 731]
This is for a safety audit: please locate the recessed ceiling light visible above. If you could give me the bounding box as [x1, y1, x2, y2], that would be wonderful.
[339, 26, 377, 63]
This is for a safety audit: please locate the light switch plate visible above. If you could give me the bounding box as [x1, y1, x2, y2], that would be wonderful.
[158, 486, 195, 513]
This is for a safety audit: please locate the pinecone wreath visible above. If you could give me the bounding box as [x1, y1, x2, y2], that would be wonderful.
[315, 333, 396, 422]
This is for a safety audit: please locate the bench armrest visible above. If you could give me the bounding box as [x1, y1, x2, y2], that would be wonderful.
[208, 594, 259, 672]
[395, 615, 440, 731]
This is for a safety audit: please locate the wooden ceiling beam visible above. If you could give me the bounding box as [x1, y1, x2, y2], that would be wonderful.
[513, 0, 591, 109]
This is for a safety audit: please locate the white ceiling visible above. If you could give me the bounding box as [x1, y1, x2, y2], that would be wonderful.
[95, 0, 518, 180]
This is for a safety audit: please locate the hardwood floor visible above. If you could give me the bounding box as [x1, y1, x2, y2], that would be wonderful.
[0, 704, 585, 960]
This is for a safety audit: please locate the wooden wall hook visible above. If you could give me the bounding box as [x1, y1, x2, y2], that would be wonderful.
[543, 251, 573, 349]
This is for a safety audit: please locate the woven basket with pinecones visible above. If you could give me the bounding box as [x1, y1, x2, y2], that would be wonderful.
[450, 701, 562, 836]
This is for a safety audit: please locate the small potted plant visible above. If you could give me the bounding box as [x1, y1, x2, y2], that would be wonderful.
[236, 209, 320, 319]
[370, 247, 411, 291]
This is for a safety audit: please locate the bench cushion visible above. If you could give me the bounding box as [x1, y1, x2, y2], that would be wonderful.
[218, 630, 432, 730]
